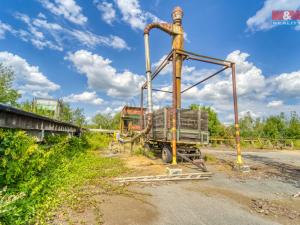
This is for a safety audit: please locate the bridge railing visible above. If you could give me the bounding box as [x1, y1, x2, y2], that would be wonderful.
[0, 104, 80, 140]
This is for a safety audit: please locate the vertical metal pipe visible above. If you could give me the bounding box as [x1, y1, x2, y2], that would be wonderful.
[175, 54, 183, 109]
[172, 50, 177, 164]
[144, 34, 153, 113]
[140, 87, 144, 130]
[122, 34, 153, 144]
[231, 63, 243, 165]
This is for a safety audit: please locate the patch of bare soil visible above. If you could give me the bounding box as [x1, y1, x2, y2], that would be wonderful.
[100, 194, 157, 225]
[52, 181, 156, 225]
[187, 185, 300, 225]
[207, 157, 282, 182]
[121, 154, 167, 176]
[251, 199, 300, 221]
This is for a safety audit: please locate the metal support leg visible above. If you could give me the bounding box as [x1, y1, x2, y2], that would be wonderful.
[140, 87, 144, 130]
[172, 50, 177, 165]
[231, 63, 243, 165]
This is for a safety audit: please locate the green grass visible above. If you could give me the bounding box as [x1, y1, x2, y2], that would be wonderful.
[37, 150, 127, 224]
[204, 154, 217, 162]
[85, 132, 111, 150]
[133, 146, 156, 159]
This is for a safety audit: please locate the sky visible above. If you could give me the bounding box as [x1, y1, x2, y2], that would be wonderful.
[0, 0, 300, 123]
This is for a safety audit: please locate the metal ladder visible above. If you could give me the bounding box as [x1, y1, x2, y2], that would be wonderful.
[114, 172, 213, 183]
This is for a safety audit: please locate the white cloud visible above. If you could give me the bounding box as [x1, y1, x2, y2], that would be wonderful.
[246, 0, 300, 32]
[94, 1, 116, 24]
[0, 51, 60, 97]
[63, 91, 103, 105]
[267, 100, 283, 108]
[181, 50, 267, 103]
[10, 13, 129, 51]
[67, 29, 129, 50]
[38, 0, 87, 25]
[14, 13, 63, 51]
[98, 106, 122, 116]
[32, 15, 128, 49]
[65, 50, 145, 98]
[0, 21, 15, 39]
[226, 50, 266, 97]
[115, 0, 161, 30]
[274, 70, 300, 96]
[152, 85, 172, 103]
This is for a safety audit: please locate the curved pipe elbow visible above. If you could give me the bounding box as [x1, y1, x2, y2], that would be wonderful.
[144, 23, 173, 35]
[144, 23, 158, 34]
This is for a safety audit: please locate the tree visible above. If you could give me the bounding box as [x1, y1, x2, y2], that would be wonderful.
[0, 64, 20, 105]
[263, 115, 286, 139]
[72, 108, 86, 127]
[92, 113, 111, 129]
[286, 111, 300, 139]
[189, 104, 224, 136]
[58, 102, 73, 123]
[111, 112, 121, 129]
[91, 112, 120, 129]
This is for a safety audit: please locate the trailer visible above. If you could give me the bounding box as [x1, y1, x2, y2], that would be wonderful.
[142, 107, 209, 170]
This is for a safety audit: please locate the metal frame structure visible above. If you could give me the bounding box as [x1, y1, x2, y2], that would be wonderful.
[140, 49, 243, 165]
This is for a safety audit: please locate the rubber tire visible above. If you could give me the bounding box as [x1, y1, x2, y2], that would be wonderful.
[161, 146, 172, 163]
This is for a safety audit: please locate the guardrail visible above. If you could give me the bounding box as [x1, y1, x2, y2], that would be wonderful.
[209, 137, 300, 150]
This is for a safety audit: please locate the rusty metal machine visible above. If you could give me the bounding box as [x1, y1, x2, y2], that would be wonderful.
[125, 6, 243, 169]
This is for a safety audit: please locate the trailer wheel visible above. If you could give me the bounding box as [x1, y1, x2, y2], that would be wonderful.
[162, 146, 172, 163]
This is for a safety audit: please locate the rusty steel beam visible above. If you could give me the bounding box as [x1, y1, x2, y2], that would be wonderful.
[181, 66, 229, 94]
[140, 87, 144, 130]
[152, 51, 173, 79]
[177, 49, 233, 65]
[152, 88, 172, 93]
[231, 63, 243, 165]
[172, 50, 177, 165]
[144, 87, 172, 93]
[185, 55, 231, 67]
[142, 51, 173, 89]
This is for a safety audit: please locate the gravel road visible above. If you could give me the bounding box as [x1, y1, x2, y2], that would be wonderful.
[101, 150, 300, 225]
[137, 182, 281, 225]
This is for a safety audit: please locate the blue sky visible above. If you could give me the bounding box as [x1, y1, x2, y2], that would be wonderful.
[0, 0, 300, 122]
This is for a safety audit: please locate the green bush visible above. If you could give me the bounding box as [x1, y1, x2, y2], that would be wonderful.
[0, 129, 89, 224]
[293, 140, 300, 149]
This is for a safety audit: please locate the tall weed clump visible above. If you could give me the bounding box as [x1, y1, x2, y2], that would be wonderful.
[0, 129, 88, 224]
[85, 132, 111, 150]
